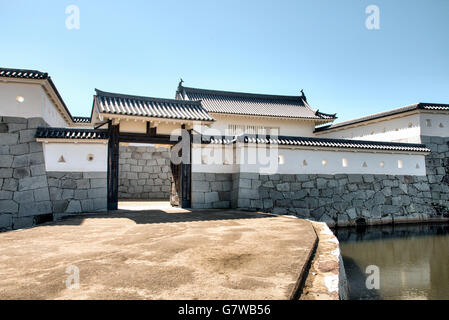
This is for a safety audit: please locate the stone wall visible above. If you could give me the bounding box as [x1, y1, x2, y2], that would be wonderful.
[0, 116, 52, 231]
[47, 171, 107, 217]
[118, 145, 171, 200]
[191, 172, 233, 209]
[232, 136, 449, 226]
[0, 116, 108, 232]
[190, 136, 449, 226]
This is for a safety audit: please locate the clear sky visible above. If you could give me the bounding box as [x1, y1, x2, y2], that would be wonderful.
[0, 0, 448, 121]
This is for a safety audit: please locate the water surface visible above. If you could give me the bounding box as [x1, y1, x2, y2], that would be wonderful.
[335, 223, 449, 300]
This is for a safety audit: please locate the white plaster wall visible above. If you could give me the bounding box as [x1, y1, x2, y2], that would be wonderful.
[315, 114, 422, 143]
[191, 144, 237, 173]
[43, 142, 108, 172]
[207, 114, 316, 137]
[191, 144, 426, 176]
[419, 113, 449, 137]
[0, 82, 68, 127]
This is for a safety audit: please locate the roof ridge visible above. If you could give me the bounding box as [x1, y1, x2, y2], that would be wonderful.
[0, 67, 48, 79]
[95, 89, 202, 105]
[181, 85, 303, 101]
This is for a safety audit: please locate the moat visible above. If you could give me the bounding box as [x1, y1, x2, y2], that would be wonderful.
[335, 223, 449, 300]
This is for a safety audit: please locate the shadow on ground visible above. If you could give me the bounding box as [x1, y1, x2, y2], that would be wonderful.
[54, 209, 275, 227]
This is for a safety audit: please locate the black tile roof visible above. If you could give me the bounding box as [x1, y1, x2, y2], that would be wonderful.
[200, 134, 430, 153]
[35, 127, 108, 140]
[95, 89, 215, 122]
[0, 68, 49, 80]
[315, 102, 449, 133]
[178, 85, 336, 121]
[73, 116, 91, 123]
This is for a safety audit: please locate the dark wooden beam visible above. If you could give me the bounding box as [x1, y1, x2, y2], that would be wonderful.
[181, 125, 192, 208]
[146, 122, 157, 136]
[119, 132, 179, 145]
[107, 122, 120, 210]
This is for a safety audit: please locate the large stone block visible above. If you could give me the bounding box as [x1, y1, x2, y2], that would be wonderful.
[66, 200, 82, 213]
[18, 175, 47, 191]
[18, 201, 52, 216]
[30, 164, 46, 176]
[0, 213, 12, 230]
[83, 172, 107, 179]
[90, 178, 107, 188]
[192, 180, 210, 192]
[192, 192, 205, 204]
[13, 167, 31, 179]
[13, 190, 35, 203]
[0, 155, 13, 167]
[12, 216, 34, 229]
[204, 192, 219, 203]
[89, 187, 107, 199]
[3, 178, 18, 191]
[0, 190, 13, 200]
[32, 186, 50, 201]
[0, 200, 18, 213]
[9, 143, 29, 156]
[0, 168, 13, 178]
[0, 133, 19, 145]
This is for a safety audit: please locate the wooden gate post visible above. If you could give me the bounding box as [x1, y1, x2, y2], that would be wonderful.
[107, 122, 119, 210]
[181, 127, 192, 208]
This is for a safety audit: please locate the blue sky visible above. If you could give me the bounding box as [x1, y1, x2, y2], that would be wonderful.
[0, 0, 448, 121]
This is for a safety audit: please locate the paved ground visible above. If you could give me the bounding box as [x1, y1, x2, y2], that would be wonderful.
[0, 208, 317, 300]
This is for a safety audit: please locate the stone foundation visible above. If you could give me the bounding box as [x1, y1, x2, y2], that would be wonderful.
[234, 172, 448, 226]
[118, 145, 171, 200]
[0, 116, 108, 232]
[191, 136, 449, 226]
[0, 116, 52, 231]
[191, 172, 233, 209]
[47, 171, 107, 216]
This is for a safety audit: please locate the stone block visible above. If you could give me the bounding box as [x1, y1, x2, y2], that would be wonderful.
[239, 188, 259, 200]
[29, 142, 43, 153]
[0, 200, 18, 213]
[52, 200, 69, 213]
[19, 129, 36, 143]
[3, 178, 18, 191]
[83, 172, 107, 179]
[13, 167, 31, 179]
[0, 155, 13, 167]
[66, 200, 82, 213]
[61, 179, 77, 189]
[0, 190, 12, 200]
[0, 168, 13, 178]
[12, 216, 34, 229]
[205, 192, 219, 203]
[276, 183, 290, 192]
[193, 180, 210, 192]
[0, 133, 19, 145]
[93, 198, 107, 211]
[13, 190, 35, 203]
[192, 192, 205, 204]
[213, 201, 230, 209]
[89, 187, 107, 199]
[0, 213, 13, 230]
[18, 201, 52, 216]
[76, 179, 90, 189]
[34, 188, 50, 201]
[9, 143, 29, 156]
[30, 164, 46, 176]
[90, 178, 107, 188]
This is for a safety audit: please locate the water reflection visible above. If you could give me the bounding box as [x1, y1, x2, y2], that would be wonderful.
[335, 223, 449, 300]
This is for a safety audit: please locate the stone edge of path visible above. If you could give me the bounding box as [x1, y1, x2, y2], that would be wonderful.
[299, 221, 349, 300]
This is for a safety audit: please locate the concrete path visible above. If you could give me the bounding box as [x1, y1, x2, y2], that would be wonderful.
[0, 209, 316, 300]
